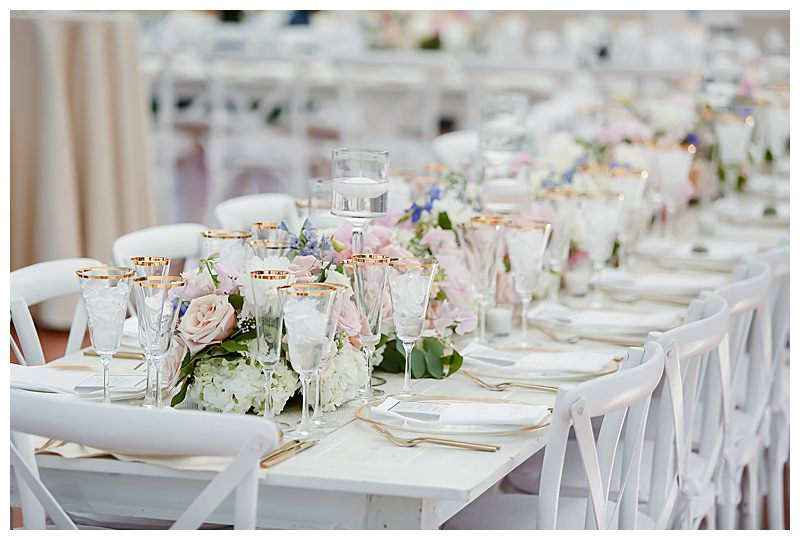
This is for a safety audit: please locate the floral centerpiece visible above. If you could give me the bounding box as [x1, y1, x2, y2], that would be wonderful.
[170, 226, 369, 415]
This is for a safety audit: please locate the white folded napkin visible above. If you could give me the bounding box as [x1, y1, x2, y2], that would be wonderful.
[460, 343, 613, 375]
[372, 396, 549, 427]
[600, 269, 728, 295]
[528, 303, 679, 332]
[10, 364, 146, 395]
[714, 198, 790, 221]
[637, 238, 760, 262]
[747, 174, 790, 197]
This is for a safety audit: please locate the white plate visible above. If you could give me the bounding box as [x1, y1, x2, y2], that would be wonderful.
[355, 395, 552, 437]
[464, 357, 621, 383]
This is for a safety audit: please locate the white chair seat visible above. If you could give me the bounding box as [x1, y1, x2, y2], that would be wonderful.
[444, 493, 655, 530]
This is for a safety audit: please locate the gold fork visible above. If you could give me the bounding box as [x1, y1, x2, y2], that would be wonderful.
[529, 322, 643, 347]
[259, 439, 317, 468]
[370, 424, 501, 452]
[461, 370, 559, 393]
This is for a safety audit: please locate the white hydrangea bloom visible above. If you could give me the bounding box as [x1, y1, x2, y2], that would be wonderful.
[316, 341, 368, 412]
[432, 194, 474, 225]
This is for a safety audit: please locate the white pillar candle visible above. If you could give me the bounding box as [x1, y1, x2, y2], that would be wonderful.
[486, 307, 512, 336]
[565, 267, 590, 296]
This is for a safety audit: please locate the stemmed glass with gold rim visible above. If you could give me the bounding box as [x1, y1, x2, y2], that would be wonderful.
[76, 266, 135, 404]
[278, 282, 339, 441]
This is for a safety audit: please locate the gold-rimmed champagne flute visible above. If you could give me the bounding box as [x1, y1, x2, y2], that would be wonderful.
[277, 282, 338, 440]
[76, 266, 135, 404]
[387, 257, 439, 394]
[129, 256, 171, 407]
[250, 269, 291, 423]
[456, 216, 504, 344]
[504, 220, 552, 347]
[713, 113, 755, 202]
[350, 254, 390, 402]
[605, 165, 649, 269]
[133, 276, 187, 408]
[538, 187, 577, 303]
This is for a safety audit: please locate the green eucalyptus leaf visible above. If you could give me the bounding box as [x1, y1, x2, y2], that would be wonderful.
[228, 293, 244, 311]
[221, 340, 249, 353]
[438, 211, 453, 230]
[170, 376, 192, 407]
[446, 350, 463, 376]
[378, 344, 405, 374]
[410, 348, 427, 378]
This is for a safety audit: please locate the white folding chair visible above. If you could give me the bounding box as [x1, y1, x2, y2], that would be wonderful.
[10, 389, 280, 530]
[213, 193, 300, 233]
[111, 223, 207, 270]
[711, 260, 772, 529]
[509, 294, 733, 529]
[10, 258, 102, 366]
[751, 246, 790, 529]
[431, 130, 479, 171]
[445, 342, 665, 529]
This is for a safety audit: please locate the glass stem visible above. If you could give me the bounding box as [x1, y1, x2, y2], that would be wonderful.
[618, 242, 629, 272]
[402, 341, 415, 394]
[101, 354, 111, 404]
[154, 355, 163, 408]
[362, 345, 375, 400]
[547, 268, 562, 303]
[520, 296, 531, 342]
[263, 366, 273, 419]
[479, 301, 488, 344]
[312, 371, 322, 421]
[299, 375, 310, 430]
[143, 356, 156, 408]
[664, 205, 676, 241]
[352, 224, 365, 255]
[591, 261, 604, 308]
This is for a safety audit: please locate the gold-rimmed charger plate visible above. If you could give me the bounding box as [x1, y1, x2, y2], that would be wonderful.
[463, 356, 621, 383]
[355, 394, 552, 437]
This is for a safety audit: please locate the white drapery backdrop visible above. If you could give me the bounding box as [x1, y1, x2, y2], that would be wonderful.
[11, 12, 156, 327]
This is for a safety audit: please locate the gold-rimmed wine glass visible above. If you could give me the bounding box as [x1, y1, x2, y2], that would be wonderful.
[201, 229, 251, 273]
[248, 239, 292, 261]
[578, 192, 624, 309]
[504, 220, 552, 347]
[76, 266, 135, 404]
[387, 257, 439, 394]
[133, 275, 187, 408]
[252, 221, 289, 242]
[277, 282, 339, 440]
[455, 216, 504, 344]
[250, 269, 291, 423]
[350, 254, 390, 402]
[311, 283, 348, 430]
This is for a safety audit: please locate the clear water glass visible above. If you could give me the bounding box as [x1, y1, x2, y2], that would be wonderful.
[456, 216, 504, 344]
[538, 187, 577, 303]
[252, 222, 289, 242]
[133, 276, 186, 408]
[311, 283, 347, 429]
[201, 229, 251, 274]
[130, 256, 170, 407]
[713, 114, 755, 202]
[278, 283, 338, 440]
[76, 266, 134, 404]
[250, 269, 291, 421]
[606, 166, 649, 269]
[350, 254, 390, 402]
[505, 221, 552, 346]
[579, 194, 623, 309]
[479, 92, 528, 167]
[387, 258, 438, 394]
[330, 149, 390, 254]
[248, 239, 291, 261]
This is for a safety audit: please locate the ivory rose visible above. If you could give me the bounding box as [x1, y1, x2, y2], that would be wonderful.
[179, 294, 237, 354]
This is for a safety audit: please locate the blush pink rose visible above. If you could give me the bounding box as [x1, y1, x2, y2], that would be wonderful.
[420, 227, 458, 255]
[337, 299, 362, 337]
[178, 294, 237, 354]
[177, 270, 215, 301]
[163, 336, 188, 386]
[214, 263, 239, 295]
[288, 255, 321, 283]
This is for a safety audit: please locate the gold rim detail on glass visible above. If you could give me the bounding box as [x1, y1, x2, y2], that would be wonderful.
[251, 270, 291, 281]
[351, 254, 390, 264]
[75, 266, 134, 279]
[252, 221, 280, 230]
[133, 276, 188, 288]
[202, 229, 252, 239]
[249, 239, 291, 249]
[277, 283, 338, 297]
[130, 256, 171, 267]
[389, 257, 438, 269]
[504, 220, 552, 230]
[469, 215, 506, 226]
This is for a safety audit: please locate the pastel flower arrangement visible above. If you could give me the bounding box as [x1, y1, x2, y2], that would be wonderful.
[170, 226, 369, 415]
